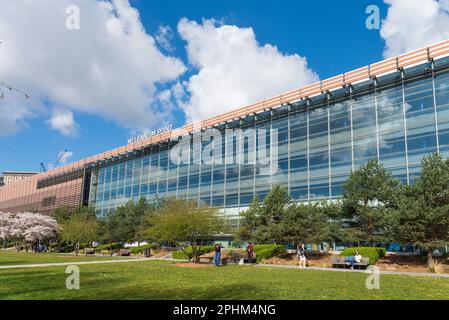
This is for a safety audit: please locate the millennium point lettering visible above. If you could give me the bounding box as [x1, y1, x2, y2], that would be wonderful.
[127, 123, 173, 144]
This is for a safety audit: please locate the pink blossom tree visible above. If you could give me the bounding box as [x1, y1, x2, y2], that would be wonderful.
[0, 212, 12, 249]
[0, 212, 58, 252]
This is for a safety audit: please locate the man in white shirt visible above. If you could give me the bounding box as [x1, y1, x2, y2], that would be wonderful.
[345, 251, 362, 269]
[354, 251, 362, 264]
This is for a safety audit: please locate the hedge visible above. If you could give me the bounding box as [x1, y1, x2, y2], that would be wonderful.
[253, 244, 287, 263]
[340, 247, 386, 265]
[51, 242, 91, 253]
[79, 243, 90, 250]
[131, 244, 159, 255]
[172, 246, 215, 260]
[94, 243, 123, 253]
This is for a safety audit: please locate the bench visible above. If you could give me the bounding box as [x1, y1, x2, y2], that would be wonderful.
[118, 249, 131, 256]
[84, 248, 95, 256]
[198, 255, 229, 265]
[229, 252, 256, 264]
[332, 256, 370, 269]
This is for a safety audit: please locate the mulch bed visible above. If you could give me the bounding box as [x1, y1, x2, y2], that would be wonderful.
[376, 254, 449, 273]
[264, 252, 449, 274]
[173, 263, 213, 268]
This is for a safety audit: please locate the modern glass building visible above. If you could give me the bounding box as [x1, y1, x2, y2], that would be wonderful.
[1, 39, 449, 228]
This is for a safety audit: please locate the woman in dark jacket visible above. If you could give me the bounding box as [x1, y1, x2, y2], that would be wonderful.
[214, 244, 221, 266]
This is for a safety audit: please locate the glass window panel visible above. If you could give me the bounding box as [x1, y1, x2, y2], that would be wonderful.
[352, 90, 377, 140]
[404, 77, 434, 113]
[290, 155, 307, 171]
[291, 187, 308, 201]
[309, 185, 329, 199]
[189, 174, 199, 188]
[435, 71, 449, 108]
[225, 189, 239, 207]
[199, 194, 211, 207]
[212, 194, 224, 207]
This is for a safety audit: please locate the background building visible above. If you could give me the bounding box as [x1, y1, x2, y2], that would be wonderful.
[0, 172, 37, 186]
[1, 39, 449, 227]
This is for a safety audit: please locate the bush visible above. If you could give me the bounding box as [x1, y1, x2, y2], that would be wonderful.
[340, 247, 386, 265]
[172, 246, 215, 260]
[51, 242, 91, 253]
[79, 243, 90, 250]
[1, 242, 15, 248]
[61, 245, 74, 253]
[131, 244, 159, 255]
[377, 247, 387, 258]
[253, 244, 287, 263]
[94, 243, 123, 253]
[172, 251, 188, 260]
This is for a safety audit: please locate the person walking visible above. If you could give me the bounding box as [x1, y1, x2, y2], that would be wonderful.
[214, 243, 222, 266]
[247, 242, 254, 263]
[298, 243, 307, 269]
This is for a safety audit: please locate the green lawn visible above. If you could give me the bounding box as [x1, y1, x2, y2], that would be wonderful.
[0, 255, 448, 300]
[0, 251, 127, 266]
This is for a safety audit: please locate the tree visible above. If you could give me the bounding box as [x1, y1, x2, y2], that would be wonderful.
[59, 207, 99, 256]
[236, 196, 261, 242]
[107, 198, 149, 244]
[260, 185, 292, 225]
[99, 211, 121, 254]
[101, 196, 166, 247]
[278, 202, 341, 251]
[0, 212, 58, 252]
[53, 206, 72, 224]
[146, 199, 224, 263]
[342, 160, 401, 243]
[394, 153, 449, 268]
[238, 186, 291, 243]
[0, 212, 12, 247]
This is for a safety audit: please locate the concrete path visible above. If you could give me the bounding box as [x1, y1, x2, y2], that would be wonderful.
[0, 257, 187, 270]
[256, 263, 449, 278]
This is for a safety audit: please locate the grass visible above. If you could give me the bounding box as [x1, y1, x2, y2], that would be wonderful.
[0, 253, 448, 300]
[0, 251, 128, 266]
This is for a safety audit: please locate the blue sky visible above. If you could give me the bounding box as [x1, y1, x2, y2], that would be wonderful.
[1, 0, 446, 172]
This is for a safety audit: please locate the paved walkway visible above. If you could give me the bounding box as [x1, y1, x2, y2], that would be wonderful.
[0, 257, 187, 270]
[256, 263, 449, 278]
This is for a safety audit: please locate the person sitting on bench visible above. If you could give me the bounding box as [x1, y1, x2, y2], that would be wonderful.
[344, 251, 362, 270]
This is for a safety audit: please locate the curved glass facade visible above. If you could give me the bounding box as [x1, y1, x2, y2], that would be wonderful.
[89, 60, 449, 226]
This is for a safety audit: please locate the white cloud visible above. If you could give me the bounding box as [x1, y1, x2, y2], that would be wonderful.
[1, 4, 319, 137]
[57, 149, 74, 165]
[0, 86, 32, 137]
[381, 0, 449, 57]
[177, 18, 319, 122]
[45, 149, 73, 170]
[0, 0, 186, 136]
[155, 25, 175, 52]
[47, 110, 78, 137]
